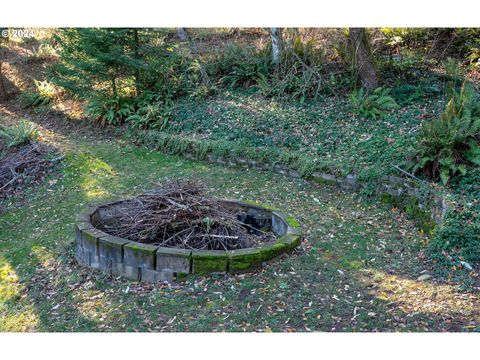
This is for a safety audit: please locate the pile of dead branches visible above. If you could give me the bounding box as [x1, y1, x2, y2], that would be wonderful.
[0, 142, 61, 201]
[99, 180, 275, 251]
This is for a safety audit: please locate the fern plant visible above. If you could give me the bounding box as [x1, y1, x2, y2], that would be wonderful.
[18, 79, 57, 108]
[126, 91, 173, 129]
[84, 96, 134, 126]
[0, 120, 39, 148]
[410, 82, 480, 185]
[349, 87, 399, 120]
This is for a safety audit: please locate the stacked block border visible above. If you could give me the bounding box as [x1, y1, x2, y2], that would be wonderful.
[75, 200, 302, 283]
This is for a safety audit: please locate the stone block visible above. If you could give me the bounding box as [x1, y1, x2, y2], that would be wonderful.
[271, 211, 288, 236]
[258, 242, 287, 262]
[122, 264, 140, 280]
[277, 234, 301, 252]
[124, 242, 157, 270]
[192, 250, 228, 275]
[141, 268, 174, 283]
[88, 252, 100, 269]
[75, 246, 88, 265]
[75, 211, 92, 224]
[75, 221, 94, 244]
[98, 235, 129, 263]
[156, 247, 191, 274]
[227, 248, 263, 274]
[81, 228, 104, 255]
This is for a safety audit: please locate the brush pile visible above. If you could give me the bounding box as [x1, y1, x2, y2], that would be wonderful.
[99, 180, 275, 250]
[0, 142, 60, 201]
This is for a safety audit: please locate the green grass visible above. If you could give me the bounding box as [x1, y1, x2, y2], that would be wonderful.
[1, 127, 478, 332]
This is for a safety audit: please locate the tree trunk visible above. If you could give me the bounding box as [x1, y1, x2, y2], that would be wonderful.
[177, 28, 188, 41]
[0, 33, 8, 102]
[349, 28, 378, 91]
[0, 61, 7, 102]
[133, 28, 140, 95]
[270, 28, 282, 67]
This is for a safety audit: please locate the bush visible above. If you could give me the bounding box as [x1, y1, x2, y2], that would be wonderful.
[18, 79, 57, 108]
[409, 81, 480, 185]
[215, 44, 271, 89]
[0, 120, 39, 148]
[28, 43, 57, 62]
[428, 203, 480, 266]
[84, 96, 134, 126]
[126, 91, 173, 129]
[349, 87, 399, 120]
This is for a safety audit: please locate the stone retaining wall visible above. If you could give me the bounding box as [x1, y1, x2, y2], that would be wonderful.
[128, 129, 451, 228]
[75, 200, 302, 282]
[188, 151, 449, 226]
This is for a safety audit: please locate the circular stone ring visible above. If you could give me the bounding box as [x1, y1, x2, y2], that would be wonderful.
[74, 200, 302, 283]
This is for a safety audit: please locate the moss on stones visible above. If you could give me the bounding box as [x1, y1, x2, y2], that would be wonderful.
[81, 228, 104, 250]
[258, 242, 288, 262]
[228, 248, 263, 274]
[277, 234, 301, 252]
[76, 199, 302, 280]
[124, 242, 157, 254]
[192, 250, 228, 274]
[285, 216, 301, 228]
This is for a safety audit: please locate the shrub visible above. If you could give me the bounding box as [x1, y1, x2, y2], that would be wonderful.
[391, 82, 441, 105]
[0, 120, 39, 148]
[257, 36, 340, 101]
[28, 43, 57, 62]
[428, 203, 480, 266]
[467, 47, 480, 68]
[349, 87, 399, 120]
[18, 79, 57, 108]
[409, 81, 480, 185]
[84, 96, 134, 126]
[217, 45, 271, 89]
[126, 91, 173, 129]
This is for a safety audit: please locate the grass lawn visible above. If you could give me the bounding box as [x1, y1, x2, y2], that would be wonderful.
[1, 112, 479, 332]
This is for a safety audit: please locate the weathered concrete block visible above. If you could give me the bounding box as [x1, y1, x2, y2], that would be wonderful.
[288, 170, 300, 178]
[122, 264, 140, 280]
[192, 250, 228, 274]
[277, 234, 301, 252]
[124, 242, 157, 270]
[156, 247, 191, 274]
[228, 248, 263, 274]
[258, 242, 287, 262]
[141, 268, 174, 283]
[345, 174, 357, 187]
[75, 246, 88, 265]
[76, 211, 92, 224]
[75, 222, 94, 244]
[112, 262, 125, 276]
[271, 211, 288, 236]
[89, 253, 100, 269]
[98, 235, 129, 263]
[81, 228, 104, 255]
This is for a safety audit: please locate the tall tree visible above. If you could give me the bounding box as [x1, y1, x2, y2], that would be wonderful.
[53, 28, 143, 98]
[349, 28, 378, 91]
[270, 28, 282, 67]
[0, 30, 8, 102]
